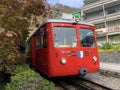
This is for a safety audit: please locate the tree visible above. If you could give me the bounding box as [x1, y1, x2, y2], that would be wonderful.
[0, 0, 49, 74]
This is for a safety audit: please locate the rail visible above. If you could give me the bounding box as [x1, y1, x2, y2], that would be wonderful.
[54, 77, 113, 90]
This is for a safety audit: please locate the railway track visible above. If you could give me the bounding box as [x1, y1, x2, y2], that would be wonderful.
[70, 78, 112, 90]
[54, 77, 113, 90]
[54, 79, 94, 90]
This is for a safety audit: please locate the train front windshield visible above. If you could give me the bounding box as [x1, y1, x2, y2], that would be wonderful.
[80, 28, 95, 47]
[53, 27, 77, 47]
[53, 27, 95, 48]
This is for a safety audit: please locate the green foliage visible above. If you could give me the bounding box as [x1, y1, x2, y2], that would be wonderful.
[98, 42, 113, 53]
[98, 49, 114, 53]
[0, 0, 50, 73]
[98, 43, 120, 53]
[5, 64, 54, 90]
[102, 42, 113, 50]
[112, 45, 120, 50]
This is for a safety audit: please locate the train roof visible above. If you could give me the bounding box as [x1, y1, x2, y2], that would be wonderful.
[26, 19, 94, 41]
[43, 19, 94, 26]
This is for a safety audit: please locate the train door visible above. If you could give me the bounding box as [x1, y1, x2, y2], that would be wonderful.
[35, 28, 49, 73]
[79, 27, 99, 72]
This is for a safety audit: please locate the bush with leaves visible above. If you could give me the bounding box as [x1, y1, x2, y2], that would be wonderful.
[0, 0, 50, 74]
[5, 64, 54, 90]
[0, 31, 25, 74]
[102, 42, 113, 50]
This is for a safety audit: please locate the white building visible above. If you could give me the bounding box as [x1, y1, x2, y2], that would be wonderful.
[81, 0, 120, 43]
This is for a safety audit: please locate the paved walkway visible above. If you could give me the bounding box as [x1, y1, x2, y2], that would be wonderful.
[100, 62, 120, 73]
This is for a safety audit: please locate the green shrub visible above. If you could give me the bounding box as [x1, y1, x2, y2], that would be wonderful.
[5, 64, 54, 90]
[102, 42, 112, 49]
[98, 49, 114, 53]
[112, 45, 120, 50]
[98, 43, 120, 53]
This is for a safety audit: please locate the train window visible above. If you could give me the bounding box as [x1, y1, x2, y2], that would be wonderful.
[35, 32, 40, 49]
[80, 28, 95, 47]
[53, 27, 77, 47]
[40, 29, 47, 48]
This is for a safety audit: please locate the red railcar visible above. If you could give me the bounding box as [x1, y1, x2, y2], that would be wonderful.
[27, 19, 100, 77]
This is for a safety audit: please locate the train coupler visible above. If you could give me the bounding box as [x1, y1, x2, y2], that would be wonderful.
[79, 68, 88, 76]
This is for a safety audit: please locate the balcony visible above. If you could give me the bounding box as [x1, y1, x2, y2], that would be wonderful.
[84, 0, 100, 5]
[85, 11, 120, 24]
[82, 0, 119, 11]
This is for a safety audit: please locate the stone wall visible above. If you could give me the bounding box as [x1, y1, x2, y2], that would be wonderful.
[99, 51, 120, 63]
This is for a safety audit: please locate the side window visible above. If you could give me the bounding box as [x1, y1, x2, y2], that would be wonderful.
[40, 29, 47, 48]
[35, 32, 40, 49]
[80, 28, 95, 47]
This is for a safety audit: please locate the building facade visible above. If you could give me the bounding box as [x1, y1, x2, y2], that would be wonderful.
[81, 0, 120, 44]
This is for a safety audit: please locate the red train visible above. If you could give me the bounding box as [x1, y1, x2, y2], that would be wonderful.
[27, 19, 100, 77]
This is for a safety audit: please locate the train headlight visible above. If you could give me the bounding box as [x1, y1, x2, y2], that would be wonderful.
[93, 56, 97, 63]
[61, 58, 67, 64]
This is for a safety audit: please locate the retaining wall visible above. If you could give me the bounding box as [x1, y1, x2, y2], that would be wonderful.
[99, 51, 120, 63]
